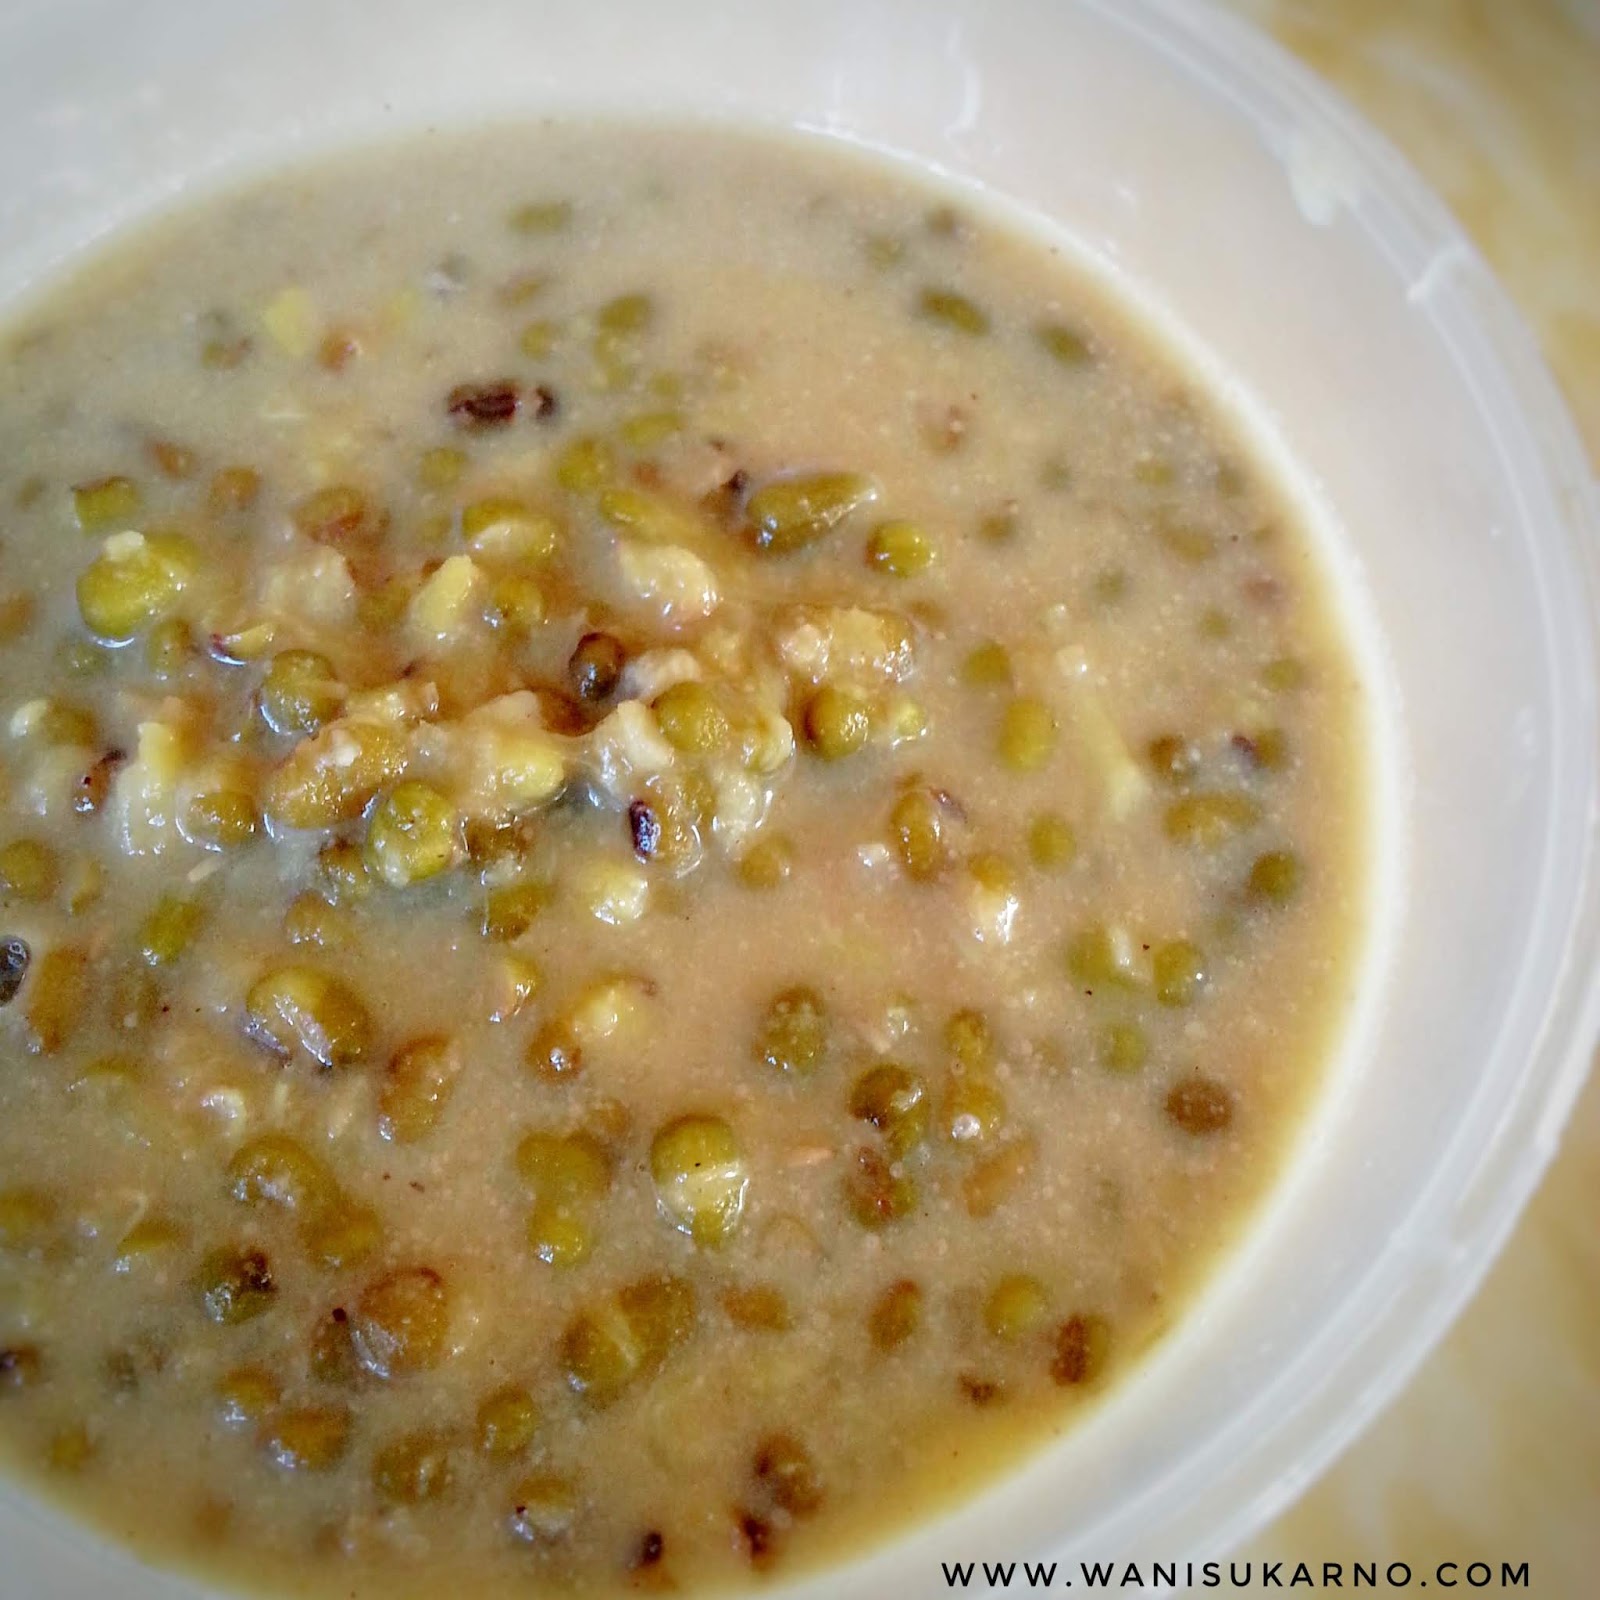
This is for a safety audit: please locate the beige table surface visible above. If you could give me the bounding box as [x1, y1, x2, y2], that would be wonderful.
[1218, 1, 1600, 1591]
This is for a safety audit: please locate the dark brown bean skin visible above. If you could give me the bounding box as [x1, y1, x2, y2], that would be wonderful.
[1050, 1313, 1110, 1386]
[531, 384, 560, 420]
[447, 381, 520, 427]
[1165, 1076, 1235, 1135]
[629, 800, 662, 861]
[736, 1509, 775, 1567]
[74, 749, 126, 816]
[569, 631, 627, 704]
[0, 937, 28, 1007]
[1231, 731, 1264, 766]
[634, 1530, 665, 1569]
[958, 1373, 1003, 1407]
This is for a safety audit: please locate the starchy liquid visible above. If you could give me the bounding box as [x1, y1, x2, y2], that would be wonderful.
[0, 126, 1368, 1597]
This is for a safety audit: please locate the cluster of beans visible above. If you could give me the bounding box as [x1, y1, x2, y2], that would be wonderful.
[0, 184, 1318, 1583]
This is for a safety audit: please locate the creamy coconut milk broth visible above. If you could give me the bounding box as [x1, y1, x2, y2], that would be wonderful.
[0, 125, 1367, 1596]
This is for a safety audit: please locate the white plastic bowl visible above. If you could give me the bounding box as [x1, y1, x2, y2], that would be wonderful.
[2, 2, 1597, 1596]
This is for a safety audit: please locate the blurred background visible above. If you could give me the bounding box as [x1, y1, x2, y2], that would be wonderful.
[1222, 1, 1600, 1590]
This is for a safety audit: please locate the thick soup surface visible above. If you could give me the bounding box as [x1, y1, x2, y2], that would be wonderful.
[0, 127, 1367, 1596]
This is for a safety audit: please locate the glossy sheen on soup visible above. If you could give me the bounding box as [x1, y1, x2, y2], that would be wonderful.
[0, 126, 1368, 1597]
